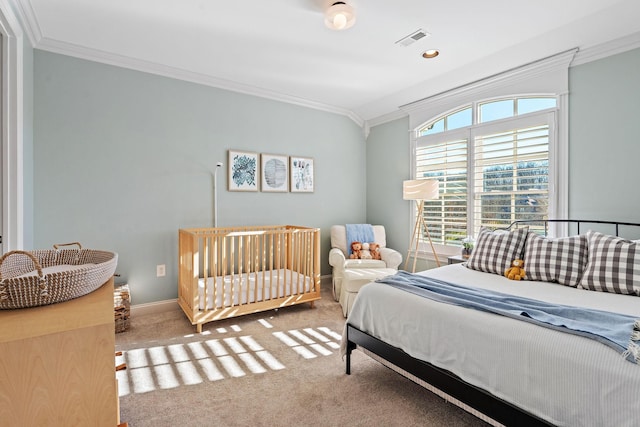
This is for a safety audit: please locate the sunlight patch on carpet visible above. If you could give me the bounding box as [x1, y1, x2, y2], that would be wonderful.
[258, 318, 274, 328]
[273, 327, 341, 359]
[117, 326, 340, 396]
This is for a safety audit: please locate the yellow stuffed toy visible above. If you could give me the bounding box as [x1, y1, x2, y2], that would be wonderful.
[505, 259, 526, 280]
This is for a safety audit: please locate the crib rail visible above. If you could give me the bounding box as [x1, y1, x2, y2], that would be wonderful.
[178, 225, 321, 332]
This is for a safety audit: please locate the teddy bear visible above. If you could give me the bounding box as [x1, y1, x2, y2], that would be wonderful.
[369, 242, 382, 260]
[349, 241, 362, 259]
[360, 242, 373, 259]
[505, 259, 526, 280]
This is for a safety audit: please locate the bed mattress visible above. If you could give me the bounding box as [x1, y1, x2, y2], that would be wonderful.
[344, 263, 640, 427]
[198, 268, 312, 310]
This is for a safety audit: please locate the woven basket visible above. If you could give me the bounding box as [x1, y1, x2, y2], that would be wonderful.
[0, 242, 118, 310]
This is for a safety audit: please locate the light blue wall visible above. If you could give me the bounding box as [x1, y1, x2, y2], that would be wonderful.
[29, 46, 640, 304]
[33, 50, 367, 304]
[365, 116, 410, 252]
[569, 47, 640, 222]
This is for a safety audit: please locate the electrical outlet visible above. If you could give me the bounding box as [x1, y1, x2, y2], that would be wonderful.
[156, 264, 166, 277]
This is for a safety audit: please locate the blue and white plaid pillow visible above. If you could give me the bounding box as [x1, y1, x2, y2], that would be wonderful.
[524, 233, 588, 287]
[466, 227, 529, 276]
[578, 230, 640, 295]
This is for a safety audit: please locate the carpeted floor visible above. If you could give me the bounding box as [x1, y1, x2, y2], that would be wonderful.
[115, 282, 489, 427]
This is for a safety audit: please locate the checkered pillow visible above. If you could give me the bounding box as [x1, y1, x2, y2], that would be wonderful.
[524, 233, 588, 287]
[466, 227, 529, 276]
[578, 230, 640, 295]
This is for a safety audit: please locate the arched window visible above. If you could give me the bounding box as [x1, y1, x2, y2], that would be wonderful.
[415, 96, 557, 248]
[402, 50, 574, 260]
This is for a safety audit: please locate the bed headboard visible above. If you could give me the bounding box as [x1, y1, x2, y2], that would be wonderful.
[506, 219, 640, 239]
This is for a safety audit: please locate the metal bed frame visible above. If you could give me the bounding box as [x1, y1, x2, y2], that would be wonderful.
[344, 219, 640, 427]
[506, 218, 640, 237]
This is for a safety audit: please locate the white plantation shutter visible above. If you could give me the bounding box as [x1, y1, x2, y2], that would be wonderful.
[472, 124, 549, 233]
[416, 135, 468, 245]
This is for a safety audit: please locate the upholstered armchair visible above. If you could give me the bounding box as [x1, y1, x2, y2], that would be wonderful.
[329, 225, 402, 300]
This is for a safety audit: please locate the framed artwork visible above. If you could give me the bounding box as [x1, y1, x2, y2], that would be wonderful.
[261, 153, 289, 192]
[290, 156, 314, 193]
[228, 150, 259, 191]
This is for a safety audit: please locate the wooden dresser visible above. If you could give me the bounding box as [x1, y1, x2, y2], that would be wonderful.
[0, 277, 119, 426]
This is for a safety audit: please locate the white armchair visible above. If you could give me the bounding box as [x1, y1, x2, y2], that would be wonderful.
[329, 225, 402, 300]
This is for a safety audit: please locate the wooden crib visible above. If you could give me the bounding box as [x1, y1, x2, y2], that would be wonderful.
[178, 225, 321, 332]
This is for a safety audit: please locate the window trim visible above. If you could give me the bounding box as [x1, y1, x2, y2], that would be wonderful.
[415, 108, 557, 257]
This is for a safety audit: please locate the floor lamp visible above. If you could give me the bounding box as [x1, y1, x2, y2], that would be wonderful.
[403, 179, 441, 272]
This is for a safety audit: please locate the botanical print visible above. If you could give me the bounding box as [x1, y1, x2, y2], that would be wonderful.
[261, 154, 288, 192]
[290, 156, 314, 192]
[228, 150, 258, 191]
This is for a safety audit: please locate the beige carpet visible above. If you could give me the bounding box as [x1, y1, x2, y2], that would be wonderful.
[115, 282, 489, 427]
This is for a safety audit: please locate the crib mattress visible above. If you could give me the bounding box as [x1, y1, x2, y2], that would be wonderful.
[197, 268, 313, 310]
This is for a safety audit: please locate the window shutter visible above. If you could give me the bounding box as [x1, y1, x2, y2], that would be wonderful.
[416, 138, 468, 245]
[472, 124, 549, 233]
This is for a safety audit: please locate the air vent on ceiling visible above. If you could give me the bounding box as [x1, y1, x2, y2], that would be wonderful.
[395, 29, 431, 47]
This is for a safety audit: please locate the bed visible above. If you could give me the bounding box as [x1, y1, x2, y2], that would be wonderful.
[178, 225, 321, 332]
[342, 220, 640, 427]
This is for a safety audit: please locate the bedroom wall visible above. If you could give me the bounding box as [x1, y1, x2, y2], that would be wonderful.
[366, 47, 640, 261]
[32, 50, 367, 304]
[568, 47, 640, 225]
[365, 117, 411, 256]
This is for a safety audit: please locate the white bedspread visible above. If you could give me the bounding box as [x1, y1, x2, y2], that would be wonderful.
[344, 264, 640, 427]
[198, 268, 312, 310]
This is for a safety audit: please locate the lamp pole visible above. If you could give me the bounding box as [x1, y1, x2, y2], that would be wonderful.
[214, 162, 223, 227]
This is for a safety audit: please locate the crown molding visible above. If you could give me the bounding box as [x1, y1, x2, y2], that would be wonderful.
[7, 0, 39, 46]
[365, 109, 408, 131]
[34, 36, 365, 127]
[571, 31, 640, 67]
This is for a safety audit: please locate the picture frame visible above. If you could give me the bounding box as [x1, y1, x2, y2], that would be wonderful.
[290, 156, 314, 193]
[228, 150, 259, 192]
[260, 153, 289, 192]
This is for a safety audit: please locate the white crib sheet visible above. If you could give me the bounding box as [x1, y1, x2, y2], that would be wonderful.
[197, 268, 312, 310]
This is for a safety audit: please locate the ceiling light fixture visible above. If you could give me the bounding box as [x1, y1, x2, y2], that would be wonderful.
[422, 49, 440, 59]
[325, 2, 355, 31]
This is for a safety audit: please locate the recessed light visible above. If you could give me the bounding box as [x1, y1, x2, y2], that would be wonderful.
[422, 49, 440, 59]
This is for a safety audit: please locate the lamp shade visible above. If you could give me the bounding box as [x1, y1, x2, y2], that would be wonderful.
[324, 2, 355, 30]
[403, 179, 439, 201]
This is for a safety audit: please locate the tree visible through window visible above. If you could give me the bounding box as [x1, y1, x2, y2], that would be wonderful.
[415, 96, 556, 247]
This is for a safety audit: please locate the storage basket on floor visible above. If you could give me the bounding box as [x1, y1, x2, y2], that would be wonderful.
[114, 283, 130, 333]
[0, 242, 118, 309]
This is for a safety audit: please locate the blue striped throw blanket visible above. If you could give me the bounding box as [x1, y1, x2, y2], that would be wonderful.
[345, 224, 375, 255]
[377, 271, 640, 365]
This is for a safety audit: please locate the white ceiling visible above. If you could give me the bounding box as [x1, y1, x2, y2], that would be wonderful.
[11, 0, 640, 125]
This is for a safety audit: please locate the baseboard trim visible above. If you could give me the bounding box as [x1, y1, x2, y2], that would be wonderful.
[131, 299, 179, 317]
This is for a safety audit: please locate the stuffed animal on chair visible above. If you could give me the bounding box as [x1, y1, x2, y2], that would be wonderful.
[505, 259, 526, 281]
[350, 241, 362, 259]
[360, 242, 373, 259]
[369, 243, 382, 260]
